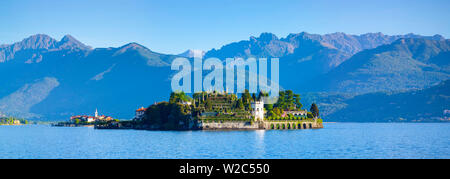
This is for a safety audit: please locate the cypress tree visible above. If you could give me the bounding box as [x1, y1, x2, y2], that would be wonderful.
[310, 103, 319, 118]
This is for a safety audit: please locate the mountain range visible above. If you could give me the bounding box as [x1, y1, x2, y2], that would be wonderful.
[313, 38, 450, 94]
[0, 32, 448, 122]
[303, 79, 450, 122]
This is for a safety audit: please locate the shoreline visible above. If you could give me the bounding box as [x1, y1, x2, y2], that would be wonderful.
[94, 120, 324, 131]
[51, 123, 95, 127]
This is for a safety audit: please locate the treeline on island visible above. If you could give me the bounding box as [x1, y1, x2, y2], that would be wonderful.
[142, 101, 191, 130]
[0, 116, 28, 125]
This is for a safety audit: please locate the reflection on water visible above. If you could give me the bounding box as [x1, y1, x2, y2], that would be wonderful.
[254, 130, 266, 158]
[0, 123, 449, 159]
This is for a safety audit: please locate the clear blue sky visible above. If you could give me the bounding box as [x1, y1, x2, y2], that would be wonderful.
[0, 0, 449, 54]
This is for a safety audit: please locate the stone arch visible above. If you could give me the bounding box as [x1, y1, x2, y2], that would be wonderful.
[291, 123, 295, 129]
[298, 123, 302, 129]
[309, 123, 312, 129]
[282, 123, 286, 129]
[287, 123, 291, 129]
[270, 124, 274, 129]
[303, 123, 307, 129]
[276, 124, 280, 129]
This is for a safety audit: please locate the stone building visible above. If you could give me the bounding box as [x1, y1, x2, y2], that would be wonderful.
[281, 110, 307, 118]
[251, 99, 265, 121]
[134, 107, 147, 121]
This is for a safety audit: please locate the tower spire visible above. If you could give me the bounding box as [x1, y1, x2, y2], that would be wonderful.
[95, 108, 98, 118]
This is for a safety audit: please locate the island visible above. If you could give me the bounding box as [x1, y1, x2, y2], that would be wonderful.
[95, 90, 324, 130]
[0, 116, 28, 125]
[52, 109, 118, 127]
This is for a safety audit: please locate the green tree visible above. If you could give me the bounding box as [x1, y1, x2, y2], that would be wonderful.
[265, 104, 273, 112]
[276, 91, 286, 109]
[236, 99, 244, 110]
[310, 103, 319, 118]
[205, 99, 212, 110]
[143, 102, 189, 130]
[257, 91, 266, 100]
[286, 90, 294, 109]
[242, 89, 251, 103]
[294, 94, 302, 109]
[272, 107, 283, 117]
[169, 91, 192, 104]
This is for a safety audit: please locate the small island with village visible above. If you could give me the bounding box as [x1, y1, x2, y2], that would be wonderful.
[62, 89, 323, 131]
[53, 109, 117, 127]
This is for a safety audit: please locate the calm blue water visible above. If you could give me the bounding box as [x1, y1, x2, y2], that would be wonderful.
[0, 123, 449, 159]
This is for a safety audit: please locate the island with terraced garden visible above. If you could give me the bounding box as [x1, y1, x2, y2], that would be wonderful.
[95, 90, 323, 130]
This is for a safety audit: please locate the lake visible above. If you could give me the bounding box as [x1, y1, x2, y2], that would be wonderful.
[0, 123, 449, 159]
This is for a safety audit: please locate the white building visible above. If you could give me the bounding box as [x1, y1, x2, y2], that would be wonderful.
[181, 101, 192, 106]
[251, 99, 265, 121]
[87, 116, 95, 123]
[134, 107, 147, 121]
[283, 110, 307, 117]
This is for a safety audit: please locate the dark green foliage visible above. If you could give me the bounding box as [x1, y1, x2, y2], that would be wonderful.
[241, 89, 252, 110]
[236, 99, 244, 110]
[294, 94, 302, 109]
[143, 102, 190, 130]
[269, 107, 283, 118]
[274, 90, 303, 111]
[169, 91, 192, 104]
[0, 116, 28, 125]
[310, 103, 319, 118]
[257, 91, 268, 100]
[265, 104, 273, 112]
[205, 99, 212, 110]
[307, 112, 314, 118]
[267, 90, 304, 118]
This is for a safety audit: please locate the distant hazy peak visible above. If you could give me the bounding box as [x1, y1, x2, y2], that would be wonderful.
[113, 42, 151, 55]
[58, 34, 91, 50]
[251, 32, 279, 42]
[1, 34, 91, 51]
[16, 34, 58, 50]
[0, 34, 96, 62]
[178, 49, 205, 58]
[282, 31, 446, 54]
[119, 42, 147, 49]
[401, 33, 445, 41]
[61, 34, 76, 42]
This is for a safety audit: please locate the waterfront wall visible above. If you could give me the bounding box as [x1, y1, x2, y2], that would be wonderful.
[94, 119, 324, 130]
[262, 121, 323, 130]
[200, 121, 261, 130]
[200, 121, 323, 130]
